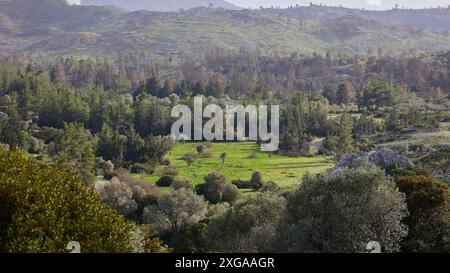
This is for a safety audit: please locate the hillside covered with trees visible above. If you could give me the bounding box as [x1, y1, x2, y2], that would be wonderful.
[2, 1, 450, 60]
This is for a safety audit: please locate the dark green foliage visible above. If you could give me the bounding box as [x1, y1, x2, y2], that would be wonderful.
[0, 101, 28, 148]
[156, 176, 175, 187]
[0, 149, 165, 253]
[336, 112, 355, 156]
[353, 112, 381, 136]
[96, 124, 175, 167]
[206, 193, 286, 253]
[396, 176, 450, 252]
[279, 167, 408, 253]
[198, 172, 239, 204]
[250, 171, 264, 191]
[280, 93, 308, 155]
[337, 81, 355, 105]
[280, 93, 331, 155]
[322, 84, 337, 105]
[232, 179, 251, 189]
[52, 122, 96, 181]
[359, 81, 405, 111]
[169, 223, 208, 253]
[130, 162, 154, 174]
[134, 94, 171, 138]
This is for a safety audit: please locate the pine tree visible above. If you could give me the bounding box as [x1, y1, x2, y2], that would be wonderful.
[336, 112, 355, 156]
[322, 84, 337, 105]
[337, 81, 355, 105]
[55, 122, 96, 177]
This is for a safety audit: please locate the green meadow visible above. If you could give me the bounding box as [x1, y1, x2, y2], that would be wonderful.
[134, 142, 335, 193]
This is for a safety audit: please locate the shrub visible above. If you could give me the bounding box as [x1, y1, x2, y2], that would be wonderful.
[131, 162, 154, 174]
[279, 167, 408, 253]
[206, 193, 286, 253]
[28, 137, 45, 154]
[182, 152, 197, 166]
[156, 176, 175, 187]
[260, 181, 280, 192]
[171, 177, 193, 190]
[250, 171, 264, 190]
[162, 165, 179, 176]
[232, 179, 251, 189]
[95, 177, 138, 220]
[0, 149, 166, 253]
[115, 168, 135, 186]
[199, 172, 239, 204]
[396, 175, 450, 252]
[103, 160, 115, 179]
[196, 145, 207, 154]
[143, 188, 208, 235]
[222, 184, 240, 204]
[134, 181, 160, 205]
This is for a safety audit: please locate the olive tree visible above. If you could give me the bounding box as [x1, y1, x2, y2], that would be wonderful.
[206, 193, 286, 253]
[198, 172, 239, 204]
[95, 177, 138, 220]
[279, 167, 408, 253]
[143, 188, 208, 234]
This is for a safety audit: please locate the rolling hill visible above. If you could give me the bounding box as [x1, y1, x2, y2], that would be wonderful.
[1, 0, 450, 60]
[80, 0, 240, 12]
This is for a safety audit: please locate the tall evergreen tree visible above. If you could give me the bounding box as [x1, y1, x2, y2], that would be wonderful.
[336, 112, 355, 156]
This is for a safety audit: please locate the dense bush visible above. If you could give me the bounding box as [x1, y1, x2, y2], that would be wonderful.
[197, 172, 240, 204]
[260, 181, 280, 192]
[143, 188, 208, 235]
[171, 177, 193, 190]
[279, 167, 408, 253]
[156, 176, 175, 187]
[232, 179, 251, 189]
[0, 149, 166, 253]
[206, 193, 286, 253]
[396, 176, 450, 252]
[130, 162, 154, 174]
[95, 177, 138, 220]
[196, 145, 207, 154]
[250, 172, 264, 191]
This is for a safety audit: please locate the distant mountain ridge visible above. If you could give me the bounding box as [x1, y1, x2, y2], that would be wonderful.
[1, 0, 450, 60]
[80, 0, 240, 12]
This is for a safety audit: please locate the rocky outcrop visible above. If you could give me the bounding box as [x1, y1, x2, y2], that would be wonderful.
[333, 149, 414, 174]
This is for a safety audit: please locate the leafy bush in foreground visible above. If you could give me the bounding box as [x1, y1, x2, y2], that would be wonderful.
[0, 149, 167, 253]
[279, 167, 408, 253]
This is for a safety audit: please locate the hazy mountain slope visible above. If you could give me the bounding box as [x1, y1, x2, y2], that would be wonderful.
[81, 0, 239, 12]
[0, 0, 122, 28]
[1, 1, 450, 60]
[279, 5, 450, 32]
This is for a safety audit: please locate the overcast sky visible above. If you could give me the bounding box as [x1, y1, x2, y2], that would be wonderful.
[66, 0, 450, 10]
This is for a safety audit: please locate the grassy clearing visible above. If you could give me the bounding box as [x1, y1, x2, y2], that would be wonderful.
[134, 142, 335, 193]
